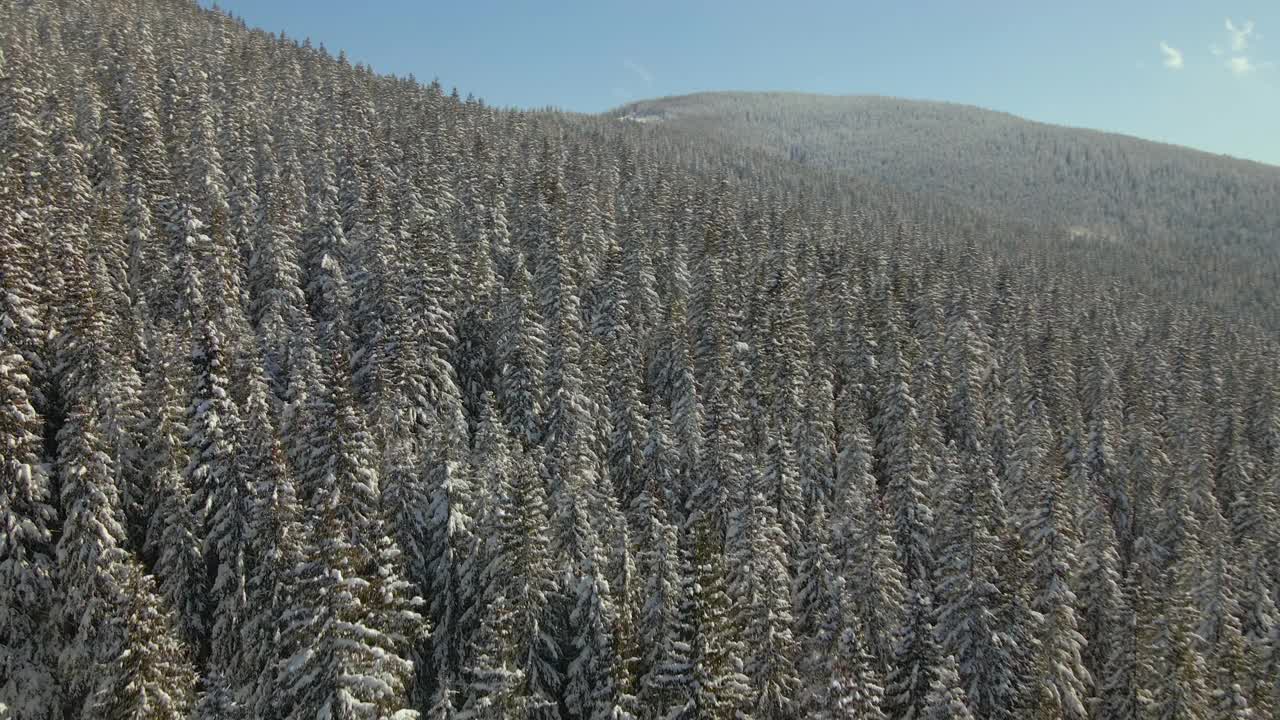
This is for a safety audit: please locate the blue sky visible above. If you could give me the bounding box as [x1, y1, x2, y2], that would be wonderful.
[203, 1, 1280, 165]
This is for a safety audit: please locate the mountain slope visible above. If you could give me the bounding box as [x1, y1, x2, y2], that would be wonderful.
[2, 3, 1279, 720]
[615, 92, 1280, 329]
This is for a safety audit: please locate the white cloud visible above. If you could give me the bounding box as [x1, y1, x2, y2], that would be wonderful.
[1226, 56, 1275, 74]
[1228, 56, 1255, 74]
[623, 59, 654, 88]
[1226, 18, 1255, 51]
[1159, 41, 1184, 69]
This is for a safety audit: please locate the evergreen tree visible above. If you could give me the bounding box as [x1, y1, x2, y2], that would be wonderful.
[185, 319, 246, 666]
[194, 672, 241, 720]
[1151, 562, 1212, 720]
[96, 562, 200, 720]
[55, 400, 132, 717]
[728, 466, 800, 720]
[238, 367, 304, 711]
[933, 446, 1019, 720]
[876, 340, 934, 590]
[884, 580, 941, 720]
[566, 557, 637, 720]
[815, 625, 888, 720]
[0, 342, 60, 717]
[833, 410, 905, 672]
[924, 656, 975, 720]
[1022, 466, 1091, 720]
[422, 415, 478, 696]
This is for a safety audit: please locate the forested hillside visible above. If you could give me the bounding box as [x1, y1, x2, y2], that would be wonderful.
[2, 1, 1279, 719]
[616, 92, 1280, 331]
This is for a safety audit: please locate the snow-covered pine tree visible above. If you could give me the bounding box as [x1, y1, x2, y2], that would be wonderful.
[1022, 461, 1091, 719]
[924, 656, 975, 720]
[237, 366, 304, 711]
[814, 624, 888, 720]
[1150, 560, 1212, 720]
[875, 339, 934, 590]
[727, 461, 800, 720]
[55, 399, 132, 716]
[247, 133, 308, 399]
[478, 440, 562, 718]
[152, 455, 207, 657]
[460, 588, 526, 719]
[884, 581, 941, 720]
[933, 444, 1020, 720]
[0, 332, 60, 718]
[194, 672, 241, 720]
[494, 251, 548, 448]
[791, 503, 843, 716]
[275, 337, 424, 719]
[833, 407, 905, 673]
[185, 318, 247, 667]
[1074, 491, 1130, 719]
[56, 395, 196, 717]
[422, 412, 478, 699]
[633, 491, 684, 716]
[0, 42, 52, 386]
[565, 552, 637, 720]
[95, 562, 199, 720]
[301, 147, 353, 345]
[662, 515, 751, 720]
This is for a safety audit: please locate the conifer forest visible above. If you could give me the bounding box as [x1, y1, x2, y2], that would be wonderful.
[1, 1, 1279, 719]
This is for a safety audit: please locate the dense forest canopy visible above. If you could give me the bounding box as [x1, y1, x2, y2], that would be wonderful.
[616, 92, 1280, 332]
[1, 1, 1278, 719]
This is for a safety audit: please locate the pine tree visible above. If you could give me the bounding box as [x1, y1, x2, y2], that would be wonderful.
[876, 340, 934, 590]
[884, 582, 941, 720]
[95, 562, 199, 720]
[186, 319, 247, 667]
[151, 460, 207, 657]
[238, 367, 304, 711]
[924, 656, 975, 720]
[422, 415, 478, 696]
[1151, 562, 1212, 720]
[276, 342, 424, 719]
[55, 400, 132, 717]
[728, 466, 800, 720]
[566, 558, 637, 720]
[791, 504, 844, 716]
[633, 477, 684, 714]
[1075, 492, 1129, 719]
[194, 672, 241, 720]
[302, 149, 352, 344]
[933, 446, 1019, 720]
[494, 255, 547, 449]
[1022, 466, 1091, 720]
[815, 625, 888, 720]
[247, 135, 307, 398]
[459, 591, 526, 719]
[0, 42, 52, 384]
[664, 516, 751, 720]
[0, 342, 60, 717]
[480, 442, 561, 719]
[833, 410, 905, 673]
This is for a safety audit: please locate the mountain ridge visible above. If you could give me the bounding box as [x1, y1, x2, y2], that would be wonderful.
[614, 90, 1280, 168]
